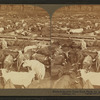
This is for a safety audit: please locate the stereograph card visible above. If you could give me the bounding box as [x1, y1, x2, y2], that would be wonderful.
[0, 4, 99, 96]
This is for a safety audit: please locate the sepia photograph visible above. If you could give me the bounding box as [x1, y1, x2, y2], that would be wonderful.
[1, 4, 100, 96]
[0, 5, 51, 89]
[51, 5, 100, 89]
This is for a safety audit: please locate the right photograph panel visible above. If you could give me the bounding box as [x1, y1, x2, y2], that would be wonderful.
[51, 5, 100, 89]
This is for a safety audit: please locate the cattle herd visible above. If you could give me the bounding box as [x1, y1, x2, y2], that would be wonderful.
[0, 5, 100, 89]
[52, 11, 100, 36]
[51, 6, 100, 89]
[0, 5, 51, 89]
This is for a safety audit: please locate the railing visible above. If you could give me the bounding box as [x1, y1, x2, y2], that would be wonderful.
[51, 33, 97, 40]
[0, 35, 50, 41]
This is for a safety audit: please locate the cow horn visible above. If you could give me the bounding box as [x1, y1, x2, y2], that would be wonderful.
[77, 76, 81, 79]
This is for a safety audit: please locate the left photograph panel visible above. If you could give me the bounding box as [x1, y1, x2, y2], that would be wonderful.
[0, 5, 51, 89]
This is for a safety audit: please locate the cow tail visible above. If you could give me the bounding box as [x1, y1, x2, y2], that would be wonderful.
[18, 62, 23, 71]
[96, 60, 97, 72]
[17, 60, 18, 68]
[96, 60, 99, 72]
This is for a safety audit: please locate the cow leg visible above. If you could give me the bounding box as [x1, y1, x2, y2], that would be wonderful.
[96, 61, 98, 72]
[17, 62, 20, 72]
[95, 61, 97, 72]
[88, 65, 91, 72]
[17, 61, 22, 72]
[18, 62, 23, 72]
[27, 67, 30, 72]
[96, 61, 99, 72]
[17, 61, 19, 71]
[97, 67, 99, 72]
[98, 65, 100, 72]
[35, 74, 39, 80]
[9, 64, 12, 72]
[18, 65, 21, 72]
[97, 64, 100, 72]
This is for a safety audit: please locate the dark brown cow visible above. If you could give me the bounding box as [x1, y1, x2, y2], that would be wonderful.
[32, 53, 49, 65]
[37, 46, 50, 56]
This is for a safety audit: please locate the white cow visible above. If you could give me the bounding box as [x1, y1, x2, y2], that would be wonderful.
[15, 29, 23, 34]
[6, 25, 11, 29]
[22, 23, 27, 27]
[95, 30, 100, 35]
[81, 39, 87, 50]
[1, 39, 8, 49]
[60, 27, 69, 32]
[79, 69, 100, 86]
[23, 60, 45, 80]
[21, 19, 25, 23]
[24, 45, 38, 53]
[15, 22, 19, 26]
[0, 27, 4, 33]
[1, 69, 35, 87]
[69, 28, 83, 34]
[95, 23, 99, 27]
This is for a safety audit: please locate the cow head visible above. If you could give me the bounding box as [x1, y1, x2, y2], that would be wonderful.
[22, 60, 30, 68]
